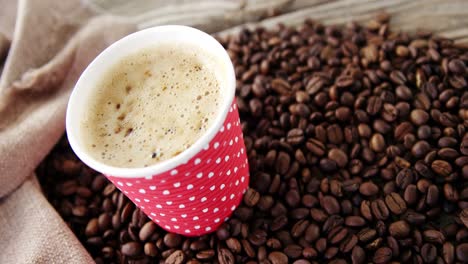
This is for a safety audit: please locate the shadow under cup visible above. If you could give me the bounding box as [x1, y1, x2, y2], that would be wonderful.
[66, 25, 250, 236]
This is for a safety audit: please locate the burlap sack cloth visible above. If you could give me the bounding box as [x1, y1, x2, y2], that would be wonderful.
[0, 0, 294, 262]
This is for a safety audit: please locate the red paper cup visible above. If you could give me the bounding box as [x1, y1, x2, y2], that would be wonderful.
[66, 26, 249, 236]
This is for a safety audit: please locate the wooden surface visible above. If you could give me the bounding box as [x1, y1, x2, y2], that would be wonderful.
[86, 0, 468, 43]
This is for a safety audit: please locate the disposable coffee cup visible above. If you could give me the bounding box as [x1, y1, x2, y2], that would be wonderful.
[66, 26, 249, 236]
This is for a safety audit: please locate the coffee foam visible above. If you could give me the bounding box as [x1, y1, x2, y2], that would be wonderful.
[81, 43, 222, 168]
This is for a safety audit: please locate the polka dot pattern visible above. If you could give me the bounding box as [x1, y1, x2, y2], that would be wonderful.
[107, 101, 249, 236]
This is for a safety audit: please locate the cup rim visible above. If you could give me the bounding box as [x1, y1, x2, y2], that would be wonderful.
[66, 25, 236, 178]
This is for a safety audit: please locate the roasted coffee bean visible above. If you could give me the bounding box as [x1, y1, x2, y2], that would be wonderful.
[39, 15, 467, 264]
[328, 148, 348, 168]
[357, 228, 377, 243]
[389, 220, 411, 238]
[385, 192, 407, 215]
[164, 233, 182, 248]
[244, 188, 261, 207]
[284, 244, 303, 258]
[345, 216, 366, 227]
[287, 129, 305, 145]
[218, 248, 235, 264]
[443, 242, 455, 264]
[367, 96, 383, 115]
[456, 243, 468, 262]
[423, 230, 446, 244]
[371, 199, 389, 220]
[328, 225, 347, 245]
[351, 246, 366, 264]
[432, 160, 452, 176]
[359, 181, 379, 196]
[421, 243, 437, 263]
[320, 195, 340, 215]
[121, 241, 142, 257]
[268, 251, 288, 264]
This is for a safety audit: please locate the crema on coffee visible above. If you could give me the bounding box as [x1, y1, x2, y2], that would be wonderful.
[80, 43, 222, 168]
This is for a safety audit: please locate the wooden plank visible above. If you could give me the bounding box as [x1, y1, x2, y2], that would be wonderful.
[216, 0, 468, 43]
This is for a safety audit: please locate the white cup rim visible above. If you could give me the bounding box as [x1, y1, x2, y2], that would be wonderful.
[66, 25, 236, 178]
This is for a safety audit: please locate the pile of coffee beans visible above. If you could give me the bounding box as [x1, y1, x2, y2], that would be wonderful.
[38, 13, 468, 264]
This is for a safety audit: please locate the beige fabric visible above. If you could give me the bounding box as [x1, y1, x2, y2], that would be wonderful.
[0, 176, 94, 263]
[0, 0, 135, 262]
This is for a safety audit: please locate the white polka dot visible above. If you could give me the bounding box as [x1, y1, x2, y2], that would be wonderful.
[196, 172, 203, 178]
[230, 194, 235, 199]
[181, 214, 187, 218]
[221, 196, 227, 201]
[206, 159, 211, 164]
[234, 167, 238, 173]
[136, 180, 141, 184]
[187, 184, 194, 190]
[171, 218, 177, 222]
[235, 136, 239, 142]
[185, 229, 191, 233]
[237, 152, 240, 158]
[193, 216, 199, 221]
[194, 225, 200, 229]
[233, 104, 237, 109]
[220, 184, 226, 190]
[165, 225, 170, 229]
[200, 186, 205, 190]
[160, 213, 166, 216]
[125, 182, 133, 186]
[161, 180, 166, 183]
[214, 218, 220, 223]
[135, 198, 141, 202]
[173, 182, 181, 188]
[229, 140, 233, 145]
[202, 208, 209, 213]
[139, 189, 146, 194]
[170, 169, 178, 176]
[208, 172, 214, 178]
[227, 170, 231, 176]
[210, 185, 216, 191]
[144, 175, 152, 180]
[229, 106, 233, 112]
[213, 208, 219, 213]
[189, 196, 195, 201]
[216, 158, 221, 164]
[204, 144, 210, 150]
[177, 194, 182, 198]
[235, 180, 239, 186]
[155, 219, 160, 223]
[194, 158, 201, 165]
[241, 176, 245, 182]
[205, 227, 212, 231]
[201, 197, 207, 202]
[179, 204, 185, 209]
[156, 204, 163, 208]
[227, 123, 232, 130]
[166, 201, 173, 205]
[150, 212, 156, 216]
[220, 126, 225, 132]
[231, 205, 236, 211]
[140, 205, 145, 209]
[214, 142, 220, 149]
[174, 225, 180, 229]
[163, 190, 170, 195]
[144, 199, 150, 202]
[149, 186, 156, 190]
[241, 148, 244, 154]
[185, 172, 191, 176]
[117, 182, 123, 186]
